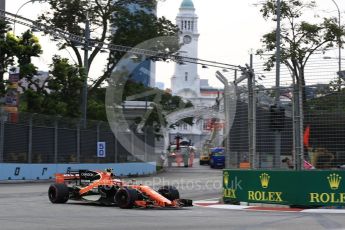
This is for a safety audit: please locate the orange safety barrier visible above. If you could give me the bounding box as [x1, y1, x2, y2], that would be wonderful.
[239, 162, 250, 169]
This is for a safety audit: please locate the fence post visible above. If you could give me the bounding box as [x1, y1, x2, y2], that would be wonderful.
[97, 122, 100, 163]
[293, 75, 304, 170]
[28, 114, 33, 163]
[298, 78, 305, 169]
[77, 123, 80, 163]
[131, 132, 134, 158]
[114, 132, 118, 163]
[0, 115, 4, 163]
[54, 118, 58, 163]
[224, 83, 231, 168]
[144, 129, 148, 162]
[248, 54, 257, 169]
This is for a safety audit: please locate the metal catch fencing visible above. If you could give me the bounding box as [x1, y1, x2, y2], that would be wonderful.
[224, 55, 345, 170]
[0, 112, 155, 164]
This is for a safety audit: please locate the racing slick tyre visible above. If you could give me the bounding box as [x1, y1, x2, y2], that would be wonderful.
[48, 183, 69, 203]
[158, 186, 180, 201]
[115, 188, 138, 209]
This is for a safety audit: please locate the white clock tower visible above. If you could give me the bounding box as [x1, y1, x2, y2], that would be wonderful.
[169, 0, 223, 150]
[171, 0, 200, 103]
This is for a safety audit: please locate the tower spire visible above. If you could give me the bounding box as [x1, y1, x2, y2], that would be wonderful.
[180, 0, 194, 9]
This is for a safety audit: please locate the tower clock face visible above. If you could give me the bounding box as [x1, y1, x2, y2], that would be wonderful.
[183, 35, 192, 44]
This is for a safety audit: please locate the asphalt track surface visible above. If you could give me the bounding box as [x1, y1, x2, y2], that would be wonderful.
[1, 163, 345, 230]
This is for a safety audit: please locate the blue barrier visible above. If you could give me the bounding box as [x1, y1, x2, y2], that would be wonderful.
[0, 162, 156, 180]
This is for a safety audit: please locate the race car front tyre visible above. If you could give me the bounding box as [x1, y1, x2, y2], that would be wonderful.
[158, 186, 180, 201]
[48, 183, 69, 203]
[115, 188, 138, 209]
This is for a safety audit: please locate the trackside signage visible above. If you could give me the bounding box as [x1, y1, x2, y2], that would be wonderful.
[97, 142, 106, 158]
[223, 170, 345, 207]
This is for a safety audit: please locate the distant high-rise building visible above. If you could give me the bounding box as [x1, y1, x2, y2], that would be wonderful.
[130, 57, 156, 87]
[0, 0, 5, 10]
[115, 1, 157, 87]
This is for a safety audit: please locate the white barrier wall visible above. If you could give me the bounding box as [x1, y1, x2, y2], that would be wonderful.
[0, 162, 156, 180]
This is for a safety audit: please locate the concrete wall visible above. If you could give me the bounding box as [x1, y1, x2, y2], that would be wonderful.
[0, 162, 156, 180]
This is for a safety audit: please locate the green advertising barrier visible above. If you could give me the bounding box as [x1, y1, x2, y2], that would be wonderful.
[223, 170, 345, 206]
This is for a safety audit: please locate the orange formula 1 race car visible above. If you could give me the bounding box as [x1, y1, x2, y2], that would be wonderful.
[48, 169, 192, 209]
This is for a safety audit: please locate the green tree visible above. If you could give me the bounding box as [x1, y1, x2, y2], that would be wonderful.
[0, 27, 42, 112]
[46, 56, 84, 117]
[16, 30, 42, 90]
[91, 2, 179, 92]
[257, 0, 344, 103]
[0, 20, 18, 97]
[307, 90, 345, 112]
[14, 30, 43, 112]
[20, 55, 84, 117]
[87, 87, 107, 121]
[37, 0, 179, 95]
[329, 77, 345, 92]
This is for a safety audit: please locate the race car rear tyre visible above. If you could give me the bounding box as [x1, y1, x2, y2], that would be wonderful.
[115, 188, 137, 209]
[48, 183, 69, 203]
[158, 186, 180, 201]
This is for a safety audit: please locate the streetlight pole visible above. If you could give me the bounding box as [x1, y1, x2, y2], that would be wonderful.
[0, 0, 4, 163]
[0, 0, 4, 75]
[274, 0, 282, 169]
[13, 0, 46, 34]
[81, 4, 90, 129]
[331, 0, 342, 83]
[244, 55, 256, 169]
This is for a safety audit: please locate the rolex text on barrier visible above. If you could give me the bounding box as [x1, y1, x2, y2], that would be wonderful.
[223, 170, 345, 207]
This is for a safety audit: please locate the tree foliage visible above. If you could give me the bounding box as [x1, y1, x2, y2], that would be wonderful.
[46, 56, 84, 117]
[0, 25, 42, 109]
[35, 0, 181, 128]
[20, 55, 84, 117]
[0, 21, 18, 97]
[307, 90, 345, 112]
[16, 31, 43, 92]
[2, 2, 182, 126]
[257, 0, 345, 102]
[38, 0, 179, 95]
[95, 2, 179, 92]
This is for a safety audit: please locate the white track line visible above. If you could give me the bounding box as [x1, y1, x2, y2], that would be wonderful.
[194, 200, 345, 213]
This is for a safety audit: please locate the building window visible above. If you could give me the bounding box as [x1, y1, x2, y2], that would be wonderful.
[188, 21, 190, 30]
[185, 72, 188, 81]
[185, 21, 187, 29]
[181, 21, 183, 30]
[183, 123, 188, 130]
[191, 21, 194, 31]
